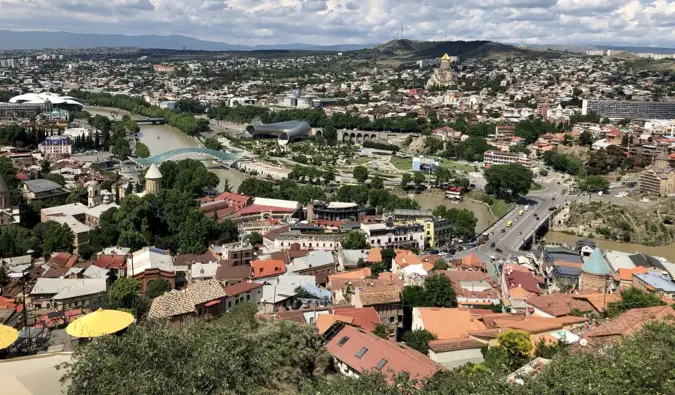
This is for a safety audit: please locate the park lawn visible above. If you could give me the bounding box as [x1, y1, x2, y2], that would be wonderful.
[530, 182, 544, 191]
[390, 156, 412, 171]
[467, 191, 513, 219]
[489, 199, 512, 218]
[355, 157, 374, 165]
[439, 158, 474, 172]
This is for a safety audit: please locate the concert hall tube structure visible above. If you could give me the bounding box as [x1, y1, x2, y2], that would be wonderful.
[245, 120, 312, 146]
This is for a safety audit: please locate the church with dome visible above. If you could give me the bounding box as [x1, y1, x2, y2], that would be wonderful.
[426, 53, 457, 89]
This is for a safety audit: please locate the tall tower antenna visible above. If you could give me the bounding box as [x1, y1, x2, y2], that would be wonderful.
[400, 22, 404, 40]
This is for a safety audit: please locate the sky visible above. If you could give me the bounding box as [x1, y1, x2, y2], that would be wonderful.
[1, 0, 675, 47]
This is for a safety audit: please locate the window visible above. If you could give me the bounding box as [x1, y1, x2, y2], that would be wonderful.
[246, 294, 251, 301]
[355, 347, 368, 358]
[376, 359, 387, 370]
[337, 336, 349, 346]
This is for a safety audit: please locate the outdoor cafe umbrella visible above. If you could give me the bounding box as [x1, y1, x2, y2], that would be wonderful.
[0, 324, 19, 350]
[66, 308, 134, 338]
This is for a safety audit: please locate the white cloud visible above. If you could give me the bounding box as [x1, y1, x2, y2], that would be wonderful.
[0, 0, 674, 47]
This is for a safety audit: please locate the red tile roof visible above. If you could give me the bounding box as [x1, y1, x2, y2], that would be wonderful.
[504, 270, 540, 295]
[251, 259, 286, 279]
[215, 192, 251, 204]
[236, 205, 297, 216]
[526, 294, 594, 317]
[49, 252, 77, 269]
[94, 255, 127, 270]
[331, 307, 382, 332]
[223, 281, 263, 296]
[584, 306, 675, 338]
[325, 325, 443, 382]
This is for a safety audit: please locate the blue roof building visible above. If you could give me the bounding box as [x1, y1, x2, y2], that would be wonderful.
[634, 272, 675, 299]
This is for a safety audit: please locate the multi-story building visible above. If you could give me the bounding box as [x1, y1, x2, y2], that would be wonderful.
[483, 150, 532, 167]
[307, 201, 369, 221]
[495, 125, 516, 139]
[638, 154, 675, 196]
[0, 102, 52, 119]
[39, 136, 72, 158]
[425, 218, 453, 248]
[582, 100, 675, 120]
[360, 222, 425, 250]
[274, 229, 347, 251]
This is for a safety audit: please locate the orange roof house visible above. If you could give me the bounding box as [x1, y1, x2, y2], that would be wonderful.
[617, 266, 649, 283]
[455, 254, 486, 272]
[413, 307, 487, 340]
[251, 259, 286, 279]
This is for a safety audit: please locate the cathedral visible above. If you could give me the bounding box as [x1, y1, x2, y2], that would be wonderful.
[426, 53, 457, 89]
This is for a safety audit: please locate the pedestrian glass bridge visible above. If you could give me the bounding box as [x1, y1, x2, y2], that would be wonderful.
[129, 147, 241, 166]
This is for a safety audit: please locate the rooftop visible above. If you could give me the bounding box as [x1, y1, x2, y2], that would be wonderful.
[582, 248, 611, 276]
[325, 324, 443, 382]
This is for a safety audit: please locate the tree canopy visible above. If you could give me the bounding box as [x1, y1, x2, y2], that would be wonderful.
[62, 304, 332, 395]
[340, 231, 369, 250]
[485, 164, 533, 201]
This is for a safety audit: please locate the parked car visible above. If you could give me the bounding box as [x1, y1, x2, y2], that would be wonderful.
[495, 248, 504, 254]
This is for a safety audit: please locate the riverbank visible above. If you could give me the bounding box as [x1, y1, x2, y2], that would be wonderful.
[555, 200, 675, 247]
[544, 231, 675, 262]
[412, 191, 495, 233]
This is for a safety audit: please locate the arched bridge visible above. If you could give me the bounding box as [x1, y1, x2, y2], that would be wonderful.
[129, 147, 241, 166]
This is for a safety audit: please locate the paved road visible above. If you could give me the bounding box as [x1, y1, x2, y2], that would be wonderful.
[455, 175, 568, 280]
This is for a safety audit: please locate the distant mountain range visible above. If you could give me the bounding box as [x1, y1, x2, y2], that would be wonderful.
[0, 30, 374, 51]
[520, 43, 675, 54]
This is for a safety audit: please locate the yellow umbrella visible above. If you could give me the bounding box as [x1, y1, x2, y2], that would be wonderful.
[66, 309, 134, 338]
[0, 324, 18, 350]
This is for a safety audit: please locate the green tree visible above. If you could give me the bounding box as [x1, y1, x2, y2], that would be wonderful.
[400, 173, 412, 189]
[423, 274, 457, 308]
[62, 306, 332, 395]
[135, 141, 151, 158]
[607, 287, 665, 317]
[485, 163, 533, 201]
[203, 137, 223, 151]
[0, 225, 32, 257]
[341, 231, 369, 250]
[36, 221, 74, 255]
[177, 209, 211, 253]
[41, 159, 52, 174]
[146, 278, 171, 299]
[434, 167, 452, 183]
[581, 175, 610, 192]
[495, 329, 533, 371]
[369, 176, 384, 190]
[107, 278, 142, 309]
[118, 230, 147, 251]
[112, 138, 132, 159]
[372, 323, 391, 339]
[246, 231, 263, 246]
[413, 171, 426, 187]
[402, 329, 437, 354]
[380, 248, 396, 268]
[0, 266, 8, 286]
[66, 187, 88, 204]
[353, 165, 369, 183]
[433, 259, 449, 271]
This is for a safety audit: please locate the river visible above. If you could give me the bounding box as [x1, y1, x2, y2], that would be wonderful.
[86, 106, 249, 191]
[543, 231, 675, 262]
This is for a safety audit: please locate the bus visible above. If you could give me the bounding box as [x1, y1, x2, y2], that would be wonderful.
[518, 210, 524, 216]
[506, 220, 513, 227]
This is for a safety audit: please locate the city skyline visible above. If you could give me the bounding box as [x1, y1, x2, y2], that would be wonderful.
[0, 0, 674, 47]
